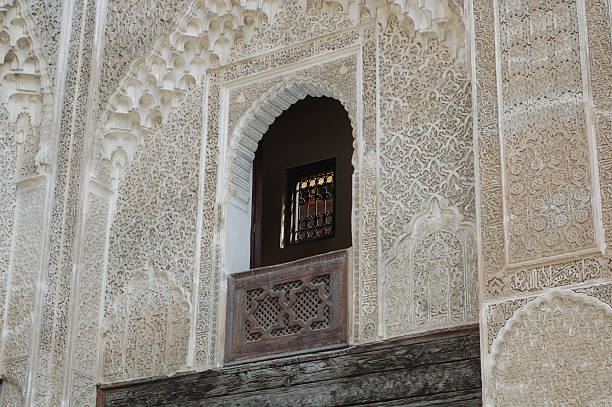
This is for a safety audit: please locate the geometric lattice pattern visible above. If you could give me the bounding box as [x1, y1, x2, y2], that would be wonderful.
[226, 250, 348, 363]
[245, 275, 331, 342]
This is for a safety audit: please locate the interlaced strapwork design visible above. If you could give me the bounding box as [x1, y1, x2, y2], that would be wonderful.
[226, 250, 348, 363]
[245, 275, 331, 343]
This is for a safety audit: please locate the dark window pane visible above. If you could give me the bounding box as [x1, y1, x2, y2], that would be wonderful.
[289, 165, 335, 244]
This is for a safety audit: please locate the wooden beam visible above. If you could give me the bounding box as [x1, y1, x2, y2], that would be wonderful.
[100, 324, 481, 406]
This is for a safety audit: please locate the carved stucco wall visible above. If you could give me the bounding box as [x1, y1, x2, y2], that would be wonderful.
[7, 0, 611, 405]
[471, 0, 612, 404]
[93, 0, 475, 388]
[0, 0, 56, 405]
[378, 21, 476, 337]
[101, 85, 202, 382]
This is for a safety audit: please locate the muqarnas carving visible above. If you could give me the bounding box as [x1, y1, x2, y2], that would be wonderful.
[384, 197, 478, 336]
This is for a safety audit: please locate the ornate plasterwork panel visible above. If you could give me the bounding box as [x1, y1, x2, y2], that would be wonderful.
[226, 1, 354, 64]
[0, 101, 16, 358]
[505, 256, 612, 294]
[377, 19, 476, 340]
[472, 0, 608, 300]
[383, 197, 477, 336]
[27, 0, 62, 78]
[102, 86, 202, 382]
[102, 264, 190, 382]
[98, 0, 465, 114]
[1, 185, 46, 404]
[1, 188, 43, 359]
[69, 193, 109, 406]
[500, 0, 595, 264]
[32, 0, 97, 402]
[471, 0, 504, 298]
[487, 290, 612, 406]
[378, 22, 474, 259]
[471, 0, 612, 403]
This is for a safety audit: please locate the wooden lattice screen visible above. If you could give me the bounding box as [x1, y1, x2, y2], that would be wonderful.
[224, 249, 349, 364]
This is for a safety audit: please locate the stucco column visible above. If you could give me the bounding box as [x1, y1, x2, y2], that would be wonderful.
[25, 0, 105, 403]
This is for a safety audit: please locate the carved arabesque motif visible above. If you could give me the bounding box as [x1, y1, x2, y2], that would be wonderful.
[1, 186, 45, 404]
[584, 0, 612, 249]
[473, 0, 606, 300]
[472, 0, 505, 299]
[70, 193, 109, 407]
[378, 21, 474, 259]
[499, 0, 595, 263]
[488, 291, 612, 406]
[471, 0, 612, 403]
[383, 197, 477, 336]
[95, 0, 465, 185]
[102, 264, 191, 382]
[32, 0, 98, 403]
[26, 0, 62, 79]
[0, 100, 15, 361]
[99, 0, 465, 116]
[102, 86, 202, 382]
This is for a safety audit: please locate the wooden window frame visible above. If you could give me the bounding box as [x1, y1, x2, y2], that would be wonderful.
[285, 158, 336, 247]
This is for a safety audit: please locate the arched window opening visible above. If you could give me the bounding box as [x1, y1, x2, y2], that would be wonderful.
[250, 96, 353, 268]
[224, 95, 354, 364]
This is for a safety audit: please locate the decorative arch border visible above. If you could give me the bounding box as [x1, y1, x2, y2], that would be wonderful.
[487, 289, 612, 405]
[195, 30, 378, 366]
[489, 289, 612, 363]
[93, 0, 466, 186]
[227, 80, 358, 206]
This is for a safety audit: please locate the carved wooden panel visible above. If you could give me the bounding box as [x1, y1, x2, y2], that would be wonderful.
[225, 249, 349, 363]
